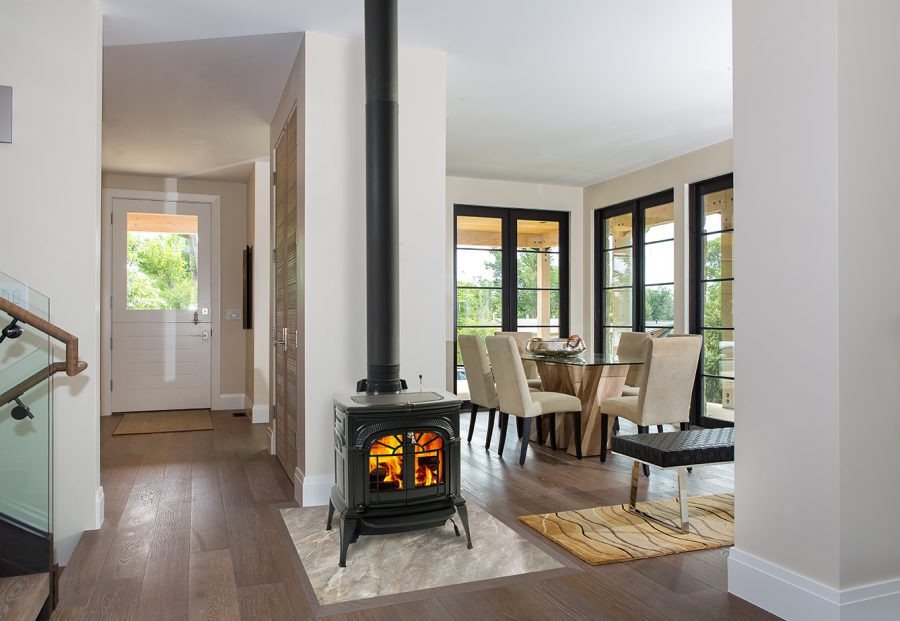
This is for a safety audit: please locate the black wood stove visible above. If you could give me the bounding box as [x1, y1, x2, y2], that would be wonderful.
[325, 0, 472, 567]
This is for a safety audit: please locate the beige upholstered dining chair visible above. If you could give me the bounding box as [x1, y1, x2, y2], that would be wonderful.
[485, 335, 583, 464]
[616, 331, 650, 398]
[599, 335, 702, 474]
[458, 334, 500, 449]
[494, 331, 543, 390]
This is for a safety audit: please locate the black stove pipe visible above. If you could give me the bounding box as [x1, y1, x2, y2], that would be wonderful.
[364, 0, 403, 394]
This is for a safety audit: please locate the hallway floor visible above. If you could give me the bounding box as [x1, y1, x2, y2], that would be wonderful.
[53, 411, 774, 620]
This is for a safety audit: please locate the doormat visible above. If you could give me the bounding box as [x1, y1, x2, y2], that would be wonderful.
[112, 409, 214, 435]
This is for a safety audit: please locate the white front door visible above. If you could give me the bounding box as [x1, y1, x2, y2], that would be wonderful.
[110, 198, 212, 412]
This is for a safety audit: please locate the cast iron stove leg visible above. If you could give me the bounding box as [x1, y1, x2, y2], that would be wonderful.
[338, 516, 359, 567]
[455, 503, 474, 550]
[326, 499, 335, 530]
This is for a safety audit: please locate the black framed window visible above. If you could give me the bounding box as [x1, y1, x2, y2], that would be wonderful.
[594, 189, 675, 355]
[689, 173, 734, 427]
[454, 205, 569, 395]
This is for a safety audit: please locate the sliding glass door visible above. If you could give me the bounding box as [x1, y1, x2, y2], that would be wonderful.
[690, 174, 734, 426]
[454, 205, 569, 396]
[594, 190, 675, 355]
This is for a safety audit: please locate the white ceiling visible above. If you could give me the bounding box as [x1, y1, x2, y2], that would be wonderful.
[101, 0, 732, 186]
[103, 34, 301, 181]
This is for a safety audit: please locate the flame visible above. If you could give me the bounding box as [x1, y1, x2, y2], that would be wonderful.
[370, 435, 404, 490]
[369, 432, 445, 491]
[414, 432, 443, 487]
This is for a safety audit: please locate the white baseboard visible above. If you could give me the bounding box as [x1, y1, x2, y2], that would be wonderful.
[217, 393, 246, 410]
[729, 548, 900, 621]
[251, 403, 269, 424]
[95, 486, 105, 529]
[294, 468, 331, 507]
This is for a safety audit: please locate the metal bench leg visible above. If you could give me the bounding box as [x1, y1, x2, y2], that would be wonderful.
[677, 467, 689, 533]
[629, 461, 640, 508]
[626, 462, 690, 535]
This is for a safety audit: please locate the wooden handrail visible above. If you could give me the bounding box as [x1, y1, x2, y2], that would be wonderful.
[0, 297, 86, 377]
[0, 297, 88, 407]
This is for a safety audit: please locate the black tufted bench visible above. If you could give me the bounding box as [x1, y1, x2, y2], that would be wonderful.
[611, 428, 734, 533]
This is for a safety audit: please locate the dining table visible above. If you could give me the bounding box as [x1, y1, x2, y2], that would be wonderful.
[521, 350, 644, 458]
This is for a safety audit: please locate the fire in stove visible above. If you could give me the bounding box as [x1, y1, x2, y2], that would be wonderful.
[369, 433, 445, 491]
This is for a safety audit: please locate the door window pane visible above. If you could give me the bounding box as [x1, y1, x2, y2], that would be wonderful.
[702, 329, 735, 377]
[703, 281, 734, 328]
[605, 289, 632, 326]
[517, 220, 559, 252]
[604, 248, 632, 287]
[645, 202, 675, 243]
[517, 290, 560, 326]
[605, 213, 633, 249]
[703, 376, 735, 422]
[126, 212, 199, 310]
[456, 249, 502, 287]
[644, 240, 675, 285]
[456, 288, 502, 327]
[516, 252, 559, 288]
[703, 231, 734, 280]
[456, 216, 502, 248]
[703, 188, 734, 232]
[644, 285, 674, 328]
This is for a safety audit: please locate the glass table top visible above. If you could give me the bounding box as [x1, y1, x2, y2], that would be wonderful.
[521, 351, 644, 367]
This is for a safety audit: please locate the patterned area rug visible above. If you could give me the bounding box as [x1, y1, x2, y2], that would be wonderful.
[112, 409, 214, 435]
[519, 493, 733, 565]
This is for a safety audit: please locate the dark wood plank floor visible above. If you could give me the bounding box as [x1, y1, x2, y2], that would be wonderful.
[53, 410, 777, 620]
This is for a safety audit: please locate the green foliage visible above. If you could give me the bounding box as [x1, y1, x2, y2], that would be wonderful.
[645, 287, 674, 324]
[127, 233, 198, 310]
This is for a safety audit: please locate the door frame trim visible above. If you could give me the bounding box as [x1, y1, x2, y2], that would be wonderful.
[100, 188, 222, 416]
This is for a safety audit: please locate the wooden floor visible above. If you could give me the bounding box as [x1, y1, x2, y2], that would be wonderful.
[53, 410, 777, 621]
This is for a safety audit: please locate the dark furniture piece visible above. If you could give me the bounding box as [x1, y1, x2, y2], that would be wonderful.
[611, 427, 734, 533]
[328, 390, 471, 567]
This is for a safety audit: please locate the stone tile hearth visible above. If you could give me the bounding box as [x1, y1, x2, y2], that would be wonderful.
[280, 502, 564, 606]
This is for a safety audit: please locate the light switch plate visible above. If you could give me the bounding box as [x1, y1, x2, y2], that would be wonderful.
[225, 309, 241, 321]
[0, 85, 11, 144]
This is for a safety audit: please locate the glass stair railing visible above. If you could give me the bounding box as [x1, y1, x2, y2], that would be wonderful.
[0, 269, 86, 619]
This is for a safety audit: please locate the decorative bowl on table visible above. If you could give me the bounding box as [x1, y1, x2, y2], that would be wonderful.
[525, 335, 585, 358]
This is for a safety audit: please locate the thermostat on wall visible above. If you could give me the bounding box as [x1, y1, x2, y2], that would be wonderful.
[0, 86, 11, 144]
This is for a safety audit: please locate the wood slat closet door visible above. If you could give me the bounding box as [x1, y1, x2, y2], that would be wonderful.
[274, 109, 298, 480]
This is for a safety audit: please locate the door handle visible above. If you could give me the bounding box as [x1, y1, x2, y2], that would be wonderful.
[188, 331, 209, 340]
[273, 327, 287, 352]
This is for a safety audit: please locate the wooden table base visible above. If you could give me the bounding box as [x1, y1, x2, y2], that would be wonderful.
[530, 362, 628, 457]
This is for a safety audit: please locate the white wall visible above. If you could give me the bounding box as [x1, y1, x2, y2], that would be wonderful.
[837, 0, 900, 592]
[0, 0, 102, 564]
[445, 176, 583, 387]
[730, 0, 900, 618]
[246, 161, 271, 424]
[581, 140, 732, 347]
[271, 33, 447, 505]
